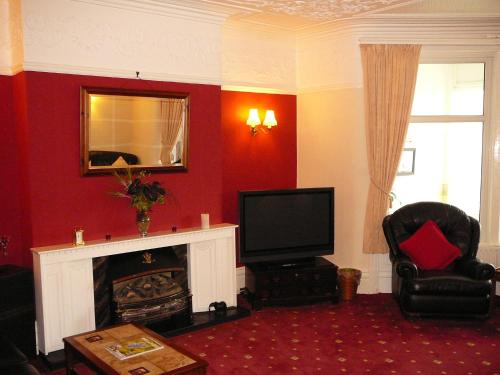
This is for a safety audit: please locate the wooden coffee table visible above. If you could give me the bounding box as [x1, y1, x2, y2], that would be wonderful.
[63, 323, 207, 375]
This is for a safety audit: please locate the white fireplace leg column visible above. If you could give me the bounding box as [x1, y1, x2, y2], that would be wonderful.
[187, 236, 237, 312]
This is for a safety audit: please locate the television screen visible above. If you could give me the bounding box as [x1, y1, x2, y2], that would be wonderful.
[239, 188, 334, 264]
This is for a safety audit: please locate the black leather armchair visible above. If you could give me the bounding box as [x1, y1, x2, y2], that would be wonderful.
[383, 202, 495, 319]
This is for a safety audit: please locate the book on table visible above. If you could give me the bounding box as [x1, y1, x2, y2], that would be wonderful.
[105, 337, 164, 360]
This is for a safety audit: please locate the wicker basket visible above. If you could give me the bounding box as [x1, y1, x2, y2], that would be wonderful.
[338, 268, 362, 301]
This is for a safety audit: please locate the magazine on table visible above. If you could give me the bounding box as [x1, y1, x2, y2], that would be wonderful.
[105, 336, 164, 360]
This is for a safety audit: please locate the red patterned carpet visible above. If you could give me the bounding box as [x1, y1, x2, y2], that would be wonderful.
[45, 294, 500, 374]
[169, 294, 500, 375]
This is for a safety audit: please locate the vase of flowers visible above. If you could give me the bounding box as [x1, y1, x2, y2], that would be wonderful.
[113, 169, 166, 237]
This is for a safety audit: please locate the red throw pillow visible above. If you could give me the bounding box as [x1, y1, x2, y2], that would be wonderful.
[399, 220, 461, 270]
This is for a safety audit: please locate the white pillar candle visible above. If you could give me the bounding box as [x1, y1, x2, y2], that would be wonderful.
[201, 213, 210, 229]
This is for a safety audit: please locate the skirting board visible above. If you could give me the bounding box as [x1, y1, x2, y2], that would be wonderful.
[236, 245, 500, 297]
[369, 246, 500, 295]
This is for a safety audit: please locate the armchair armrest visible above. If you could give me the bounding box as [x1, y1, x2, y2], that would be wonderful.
[394, 257, 419, 279]
[455, 258, 495, 280]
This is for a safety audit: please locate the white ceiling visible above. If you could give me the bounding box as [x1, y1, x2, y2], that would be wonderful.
[162, 0, 500, 30]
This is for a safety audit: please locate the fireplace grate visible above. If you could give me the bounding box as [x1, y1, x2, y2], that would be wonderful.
[113, 269, 192, 325]
[116, 289, 192, 324]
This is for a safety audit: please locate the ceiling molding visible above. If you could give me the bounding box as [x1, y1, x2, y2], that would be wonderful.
[22, 61, 222, 86]
[297, 16, 500, 45]
[70, 0, 230, 25]
[222, 85, 295, 95]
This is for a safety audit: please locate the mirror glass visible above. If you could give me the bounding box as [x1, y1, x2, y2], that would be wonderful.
[81, 87, 189, 175]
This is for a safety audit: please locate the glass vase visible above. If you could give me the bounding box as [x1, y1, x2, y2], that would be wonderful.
[136, 210, 151, 237]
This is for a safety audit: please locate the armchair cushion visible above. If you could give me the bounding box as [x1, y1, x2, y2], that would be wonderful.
[399, 220, 461, 270]
[404, 271, 492, 296]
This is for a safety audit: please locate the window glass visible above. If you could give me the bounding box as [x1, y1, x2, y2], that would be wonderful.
[411, 64, 484, 116]
[392, 122, 483, 219]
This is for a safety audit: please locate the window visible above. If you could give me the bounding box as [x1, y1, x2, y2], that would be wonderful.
[391, 63, 485, 220]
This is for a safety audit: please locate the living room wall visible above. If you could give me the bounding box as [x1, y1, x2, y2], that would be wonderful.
[0, 0, 300, 267]
[1, 72, 223, 264]
[0, 75, 25, 265]
[221, 90, 297, 263]
[0, 73, 298, 267]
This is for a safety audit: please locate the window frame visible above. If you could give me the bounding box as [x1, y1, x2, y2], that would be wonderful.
[403, 49, 499, 246]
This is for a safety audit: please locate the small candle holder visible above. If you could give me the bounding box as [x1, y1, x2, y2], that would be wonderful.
[74, 228, 85, 246]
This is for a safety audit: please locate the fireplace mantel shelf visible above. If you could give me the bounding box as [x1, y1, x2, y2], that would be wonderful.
[32, 223, 238, 355]
[31, 223, 238, 256]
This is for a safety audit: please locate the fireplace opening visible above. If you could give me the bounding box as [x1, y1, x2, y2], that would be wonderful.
[93, 245, 192, 333]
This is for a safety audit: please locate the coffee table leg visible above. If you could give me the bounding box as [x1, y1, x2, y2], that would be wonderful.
[64, 341, 76, 375]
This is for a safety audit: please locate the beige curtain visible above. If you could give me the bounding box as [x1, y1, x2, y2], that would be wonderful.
[361, 44, 421, 254]
[159, 98, 184, 165]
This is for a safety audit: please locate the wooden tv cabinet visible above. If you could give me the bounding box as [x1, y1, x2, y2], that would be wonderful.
[244, 257, 339, 309]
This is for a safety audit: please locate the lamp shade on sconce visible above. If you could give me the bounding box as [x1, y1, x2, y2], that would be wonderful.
[246, 109, 261, 128]
[263, 110, 277, 128]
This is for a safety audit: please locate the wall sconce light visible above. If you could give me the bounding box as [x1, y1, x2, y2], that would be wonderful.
[246, 109, 278, 136]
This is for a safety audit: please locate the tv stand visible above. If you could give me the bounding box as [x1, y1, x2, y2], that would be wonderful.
[244, 257, 338, 310]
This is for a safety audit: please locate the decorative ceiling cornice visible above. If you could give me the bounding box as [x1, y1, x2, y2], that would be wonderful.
[199, 0, 420, 21]
[296, 16, 500, 44]
[70, 0, 230, 25]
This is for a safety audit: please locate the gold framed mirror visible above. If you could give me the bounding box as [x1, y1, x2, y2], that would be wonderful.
[81, 87, 189, 175]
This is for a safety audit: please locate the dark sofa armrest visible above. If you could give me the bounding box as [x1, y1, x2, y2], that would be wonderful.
[394, 257, 419, 279]
[455, 258, 495, 280]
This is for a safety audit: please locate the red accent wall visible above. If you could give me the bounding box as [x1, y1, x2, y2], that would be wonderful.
[0, 73, 297, 267]
[0, 75, 25, 265]
[221, 90, 297, 262]
[12, 72, 223, 259]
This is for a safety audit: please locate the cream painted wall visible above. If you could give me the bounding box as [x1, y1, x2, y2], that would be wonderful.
[3, 0, 297, 93]
[296, 27, 500, 293]
[221, 21, 296, 93]
[296, 29, 374, 285]
[20, 0, 223, 83]
[0, 0, 23, 75]
[0, 0, 11, 74]
[297, 32, 362, 92]
[297, 88, 372, 277]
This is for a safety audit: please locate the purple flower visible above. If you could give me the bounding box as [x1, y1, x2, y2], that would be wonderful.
[127, 178, 141, 195]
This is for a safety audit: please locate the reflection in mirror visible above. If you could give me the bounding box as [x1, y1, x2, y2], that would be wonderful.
[81, 87, 189, 175]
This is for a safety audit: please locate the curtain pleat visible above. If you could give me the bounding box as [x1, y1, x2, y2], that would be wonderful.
[360, 44, 421, 253]
[159, 98, 184, 165]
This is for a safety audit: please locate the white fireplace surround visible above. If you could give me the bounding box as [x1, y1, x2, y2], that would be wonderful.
[31, 224, 237, 355]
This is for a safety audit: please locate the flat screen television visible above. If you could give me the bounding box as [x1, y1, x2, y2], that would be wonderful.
[239, 188, 334, 264]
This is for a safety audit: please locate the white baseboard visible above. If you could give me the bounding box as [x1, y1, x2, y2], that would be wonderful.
[478, 244, 500, 265]
[479, 245, 500, 296]
[367, 246, 500, 296]
[235, 245, 499, 297]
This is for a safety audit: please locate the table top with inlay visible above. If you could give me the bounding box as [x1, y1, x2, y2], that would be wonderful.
[63, 323, 207, 375]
